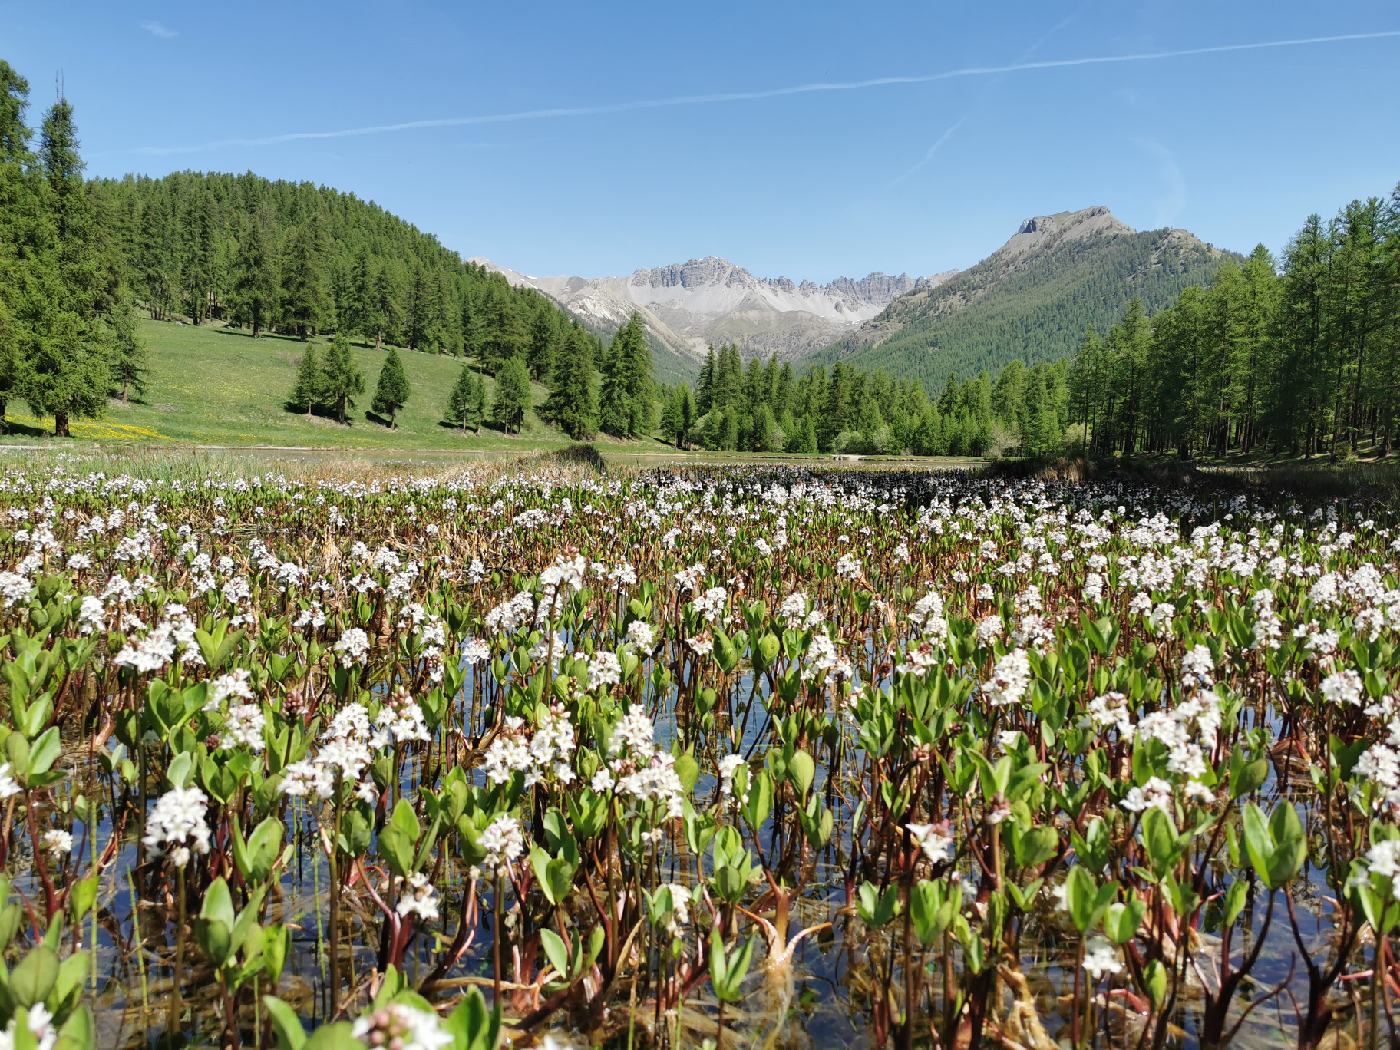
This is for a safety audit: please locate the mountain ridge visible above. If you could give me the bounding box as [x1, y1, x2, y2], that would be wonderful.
[470, 254, 958, 363]
[812, 205, 1235, 389]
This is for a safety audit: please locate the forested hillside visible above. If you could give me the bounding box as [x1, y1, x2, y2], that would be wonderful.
[0, 57, 652, 443]
[816, 207, 1231, 391]
[1069, 187, 1400, 459]
[90, 171, 591, 363]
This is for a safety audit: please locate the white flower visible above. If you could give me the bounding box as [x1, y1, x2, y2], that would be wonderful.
[333, 628, 371, 667]
[1180, 645, 1214, 690]
[351, 1002, 452, 1050]
[906, 822, 955, 864]
[480, 815, 525, 876]
[1364, 839, 1400, 883]
[1120, 777, 1173, 815]
[1321, 669, 1364, 708]
[625, 620, 656, 652]
[42, 829, 73, 856]
[209, 669, 254, 706]
[586, 651, 623, 690]
[461, 637, 491, 665]
[981, 649, 1031, 707]
[1082, 937, 1123, 981]
[0, 763, 20, 800]
[2, 1003, 56, 1050]
[718, 753, 746, 802]
[143, 787, 211, 867]
[222, 704, 266, 752]
[395, 872, 440, 922]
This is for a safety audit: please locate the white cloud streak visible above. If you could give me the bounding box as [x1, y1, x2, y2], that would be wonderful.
[888, 117, 968, 187]
[135, 29, 1400, 156]
[140, 21, 178, 40]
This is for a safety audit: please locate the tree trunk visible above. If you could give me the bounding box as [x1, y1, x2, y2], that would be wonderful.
[54, 411, 69, 438]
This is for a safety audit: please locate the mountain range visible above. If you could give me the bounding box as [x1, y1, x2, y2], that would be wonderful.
[477, 205, 1235, 389]
[471, 255, 955, 370]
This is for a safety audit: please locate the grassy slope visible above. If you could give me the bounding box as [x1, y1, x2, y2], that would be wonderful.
[2, 319, 624, 451]
[0, 319, 981, 469]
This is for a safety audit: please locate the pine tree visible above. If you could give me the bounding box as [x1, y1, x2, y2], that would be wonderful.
[0, 61, 37, 427]
[491, 354, 530, 434]
[446, 362, 486, 433]
[232, 212, 277, 337]
[370, 346, 410, 427]
[368, 260, 404, 350]
[289, 343, 326, 414]
[343, 247, 374, 345]
[618, 312, 653, 436]
[24, 97, 113, 437]
[696, 347, 716, 413]
[479, 284, 525, 374]
[597, 337, 628, 437]
[543, 327, 597, 439]
[321, 334, 364, 424]
[660, 386, 695, 448]
[280, 220, 331, 338]
[526, 309, 559, 382]
[109, 292, 147, 402]
[403, 260, 442, 352]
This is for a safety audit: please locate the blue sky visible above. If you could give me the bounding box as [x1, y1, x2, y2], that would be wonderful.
[4, 1, 1398, 281]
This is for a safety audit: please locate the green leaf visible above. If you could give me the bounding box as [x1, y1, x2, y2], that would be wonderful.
[788, 749, 815, 798]
[26, 727, 60, 779]
[1266, 803, 1306, 888]
[9, 944, 59, 1006]
[444, 987, 501, 1050]
[54, 1005, 94, 1050]
[1230, 757, 1269, 800]
[69, 875, 98, 922]
[1013, 825, 1059, 870]
[1104, 898, 1144, 945]
[302, 1022, 365, 1050]
[539, 929, 570, 980]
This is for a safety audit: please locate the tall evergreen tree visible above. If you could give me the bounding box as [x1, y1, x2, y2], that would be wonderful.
[370, 346, 410, 427]
[23, 97, 113, 437]
[289, 342, 326, 415]
[479, 284, 526, 374]
[321, 334, 364, 424]
[0, 61, 38, 427]
[108, 292, 147, 402]
[543, 327, 597, 439]
[491, 354, 530, 434]
[526, 309, 560, 383]
[280, 219, 331, 338]
[446, 363, 486, 433]
[231, 211, 276, 337]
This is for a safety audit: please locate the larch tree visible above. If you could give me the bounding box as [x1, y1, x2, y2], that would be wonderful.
[108, 290, 147, 402]
[370, 346, 410, 427]
[543, 326, 597, 439]
[321, 334, 364, 424]
[446, 363, 486, 433]
[24, 97, 113, 437]
[232, 211, 277, 337]
[490, 354, 530, 434]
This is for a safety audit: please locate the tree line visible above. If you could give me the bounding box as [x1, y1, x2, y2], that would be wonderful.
[0, 62, 147, 435]
[0, 57, 661, 442]
[661, 342, 1071, 457]
[1069, 186, 1400, 459]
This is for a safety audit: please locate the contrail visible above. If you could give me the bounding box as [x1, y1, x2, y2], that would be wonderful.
[889, 118, 968, 187]
[136, 30, 1400, 156]
[886, 2, 1088, 188]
